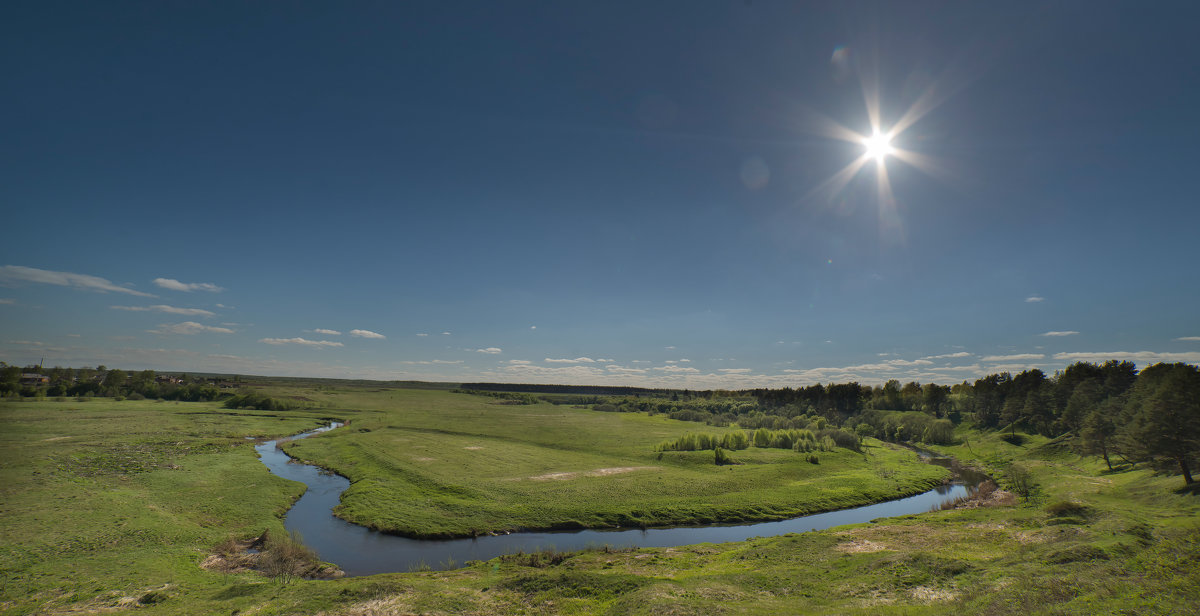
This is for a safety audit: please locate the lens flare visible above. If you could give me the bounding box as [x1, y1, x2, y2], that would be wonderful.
[863, 131, 893, 160]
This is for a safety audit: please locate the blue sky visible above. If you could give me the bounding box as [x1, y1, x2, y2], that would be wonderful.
[3, 1, 1199, 387]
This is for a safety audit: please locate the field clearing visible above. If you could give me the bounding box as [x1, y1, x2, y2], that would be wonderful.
[2, 388, 1196, 615]
[278, 389, 947, 537]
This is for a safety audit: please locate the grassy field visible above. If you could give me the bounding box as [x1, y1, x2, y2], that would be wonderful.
[276, 388, 946, 537]
[2, 388, 1197, 615]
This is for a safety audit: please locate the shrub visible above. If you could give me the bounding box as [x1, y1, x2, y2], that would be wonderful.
[714, 447, 736, 465]
[1007, 463, 1037, 498]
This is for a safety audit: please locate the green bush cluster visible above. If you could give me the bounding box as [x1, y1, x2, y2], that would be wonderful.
[656, 428, 858, 454]
[224, 392, 300, 412]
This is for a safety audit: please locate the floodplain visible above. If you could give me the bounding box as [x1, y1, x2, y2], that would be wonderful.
[1, 384, 1197, 615]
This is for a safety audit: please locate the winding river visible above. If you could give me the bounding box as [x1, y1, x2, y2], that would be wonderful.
[256, 423, 980, 577]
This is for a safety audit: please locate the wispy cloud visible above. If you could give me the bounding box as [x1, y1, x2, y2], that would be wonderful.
[416, 333, 429, 337]
[111, 304, 215, 317]
[259, 337, 344, 348]
[312, 328, 341, 336]
[545, 357, 595, 363]
[1176, 336, 1200, 342]
[1025, 296, 1045, 303]
[153, 278, 223, 293]
[508, 359, 532, 365]
[1053, 351, 1200, 364]
[981, 353, 1045, 361]
[349, 329, 386, 339]
[441, 331, 452, 336]
[0, 299, 14, 304]
[654, 364, 700, 373]
[0, 265, 154, 297]
[719, 368, 752, 374]
[8, 340, 43, 346]
[148, 321, 235, 335]
[399, 359, 464, 365]
[1040, 331, 1079, 337]
[474, 347, 503, 354]
[922, 351, 971, 359]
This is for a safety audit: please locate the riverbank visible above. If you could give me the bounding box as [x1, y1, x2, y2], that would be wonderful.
[258, 420, 973, 576]
[277, 388, 948, 539]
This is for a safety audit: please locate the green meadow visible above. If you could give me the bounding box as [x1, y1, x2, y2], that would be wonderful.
[1, 387, 1197, 615]
[276, 388, 945, 537]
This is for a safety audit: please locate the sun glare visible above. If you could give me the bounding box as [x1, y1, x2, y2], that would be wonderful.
[863, 131, 893, 160]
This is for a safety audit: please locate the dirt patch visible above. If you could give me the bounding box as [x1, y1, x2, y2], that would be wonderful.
[201, 532, 343, 580]
[910, 585, 958, 603]
[837, 539, 891, 554]
[528, 466, 660, 481]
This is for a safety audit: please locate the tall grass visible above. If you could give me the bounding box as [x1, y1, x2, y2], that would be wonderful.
[656, 428, 857, 453]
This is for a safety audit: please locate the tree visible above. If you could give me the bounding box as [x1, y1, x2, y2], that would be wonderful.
[1081, 398, 1120, 471]
[1119, 363, 1200, 485]
[1061, 380, 1102, 434]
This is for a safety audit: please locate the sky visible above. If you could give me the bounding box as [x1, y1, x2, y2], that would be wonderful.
[3, 1, 1199, 388]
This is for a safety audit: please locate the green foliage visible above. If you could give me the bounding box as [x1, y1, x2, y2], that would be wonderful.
[714, 447, 735, 465]
[224, 392, 300, 411]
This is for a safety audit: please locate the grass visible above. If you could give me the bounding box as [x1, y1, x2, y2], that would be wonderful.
[275, 388, 946, 537]
[2, 389, 1197, 615]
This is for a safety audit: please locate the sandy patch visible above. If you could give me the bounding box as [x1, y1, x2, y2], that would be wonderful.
[528, 466, 660, 481]
[837, 539, 891, 553]
[910, 585, 958, 603]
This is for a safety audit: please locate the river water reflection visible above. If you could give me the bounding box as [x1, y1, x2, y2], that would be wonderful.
[255, 423, 976, 577]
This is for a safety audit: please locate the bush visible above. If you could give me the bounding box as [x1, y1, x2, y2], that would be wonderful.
[1007, 463, 1037, 498]
[714, 447, 736, 465]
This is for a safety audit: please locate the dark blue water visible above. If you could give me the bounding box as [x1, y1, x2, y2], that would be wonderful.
[256, 424, 972, 577]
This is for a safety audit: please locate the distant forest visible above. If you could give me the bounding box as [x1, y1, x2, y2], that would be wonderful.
[6, 360, 1198, 484]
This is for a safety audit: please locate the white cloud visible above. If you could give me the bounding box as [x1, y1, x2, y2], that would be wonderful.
[441, 331, 452, 335]
[153, 277, 223, 293]
[981, 353, 1045, 361]
[1053, 351, 1200, 364]
[111, 304, 216, 317]
[416, 333, 428, 337]
[399, 359, 464, 365]
[148, 321, 235, 335]
[719, 368, 752, 374]
[1025, 296, 1045, 303]
[545, 357, 595, 363]
[654, 364, 700, 373]
[0, 299, 14, 304]
[350, 329, 386, 339]
[530, 326, 537, 330]
[0, 265, 154, 297]
[664, 346, 676, 350]
[597, 358, 614, 362]
[8, 340, 43, 346]
[679, 358, 691, 362]
[474, 347, 503, 354]
[508, 359, 532, 365]
[922, 351, 972, 360]
[259, 337, 344, 348]
[313, 328, 342, 335]
[1041, 331, 1079, 337]
[1176, 337, 1200, 342]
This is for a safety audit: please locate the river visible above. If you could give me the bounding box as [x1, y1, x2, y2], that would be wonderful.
[255, 422, 978, 577]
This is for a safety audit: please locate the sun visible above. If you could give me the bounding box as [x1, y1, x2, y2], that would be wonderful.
[862, 130, 893, 161]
